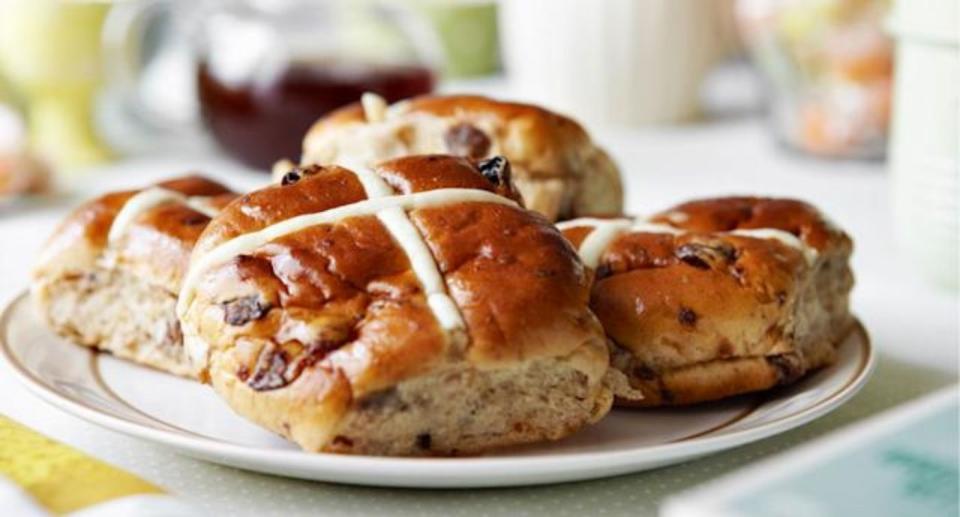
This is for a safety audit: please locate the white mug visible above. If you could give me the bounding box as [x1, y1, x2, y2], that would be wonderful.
[498, 0, 735, 126]
[888, 0, 959, 290]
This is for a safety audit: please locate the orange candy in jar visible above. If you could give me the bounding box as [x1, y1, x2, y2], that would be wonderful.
[736, 0, 893, 159]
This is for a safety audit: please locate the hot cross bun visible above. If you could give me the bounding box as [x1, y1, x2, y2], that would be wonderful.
[559, 197, 855, 406]
[179, 155, 612, 455]
[296, 93, 623, 222]
[32, 176, 237, 377]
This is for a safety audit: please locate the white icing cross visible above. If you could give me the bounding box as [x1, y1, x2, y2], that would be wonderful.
[176, 168, 519, 338]
[346, 161, 468, 332]
[557, 217, 817, 269]
[108, 187, 221, 244]
[361, 92, 388, 123]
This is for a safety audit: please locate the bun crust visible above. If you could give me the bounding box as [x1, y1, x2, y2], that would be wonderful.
[299, 94, 623, 221]
[32, 176, 236, 377]
[561, 197, 854, 406]
[181, 155, 611, 455]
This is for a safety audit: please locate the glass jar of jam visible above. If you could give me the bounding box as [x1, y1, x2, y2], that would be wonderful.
[195, 1, 438, 169]
[101, 0, 439, 169]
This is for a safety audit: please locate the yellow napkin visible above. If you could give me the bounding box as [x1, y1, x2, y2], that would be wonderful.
[0, 415, 193, 516]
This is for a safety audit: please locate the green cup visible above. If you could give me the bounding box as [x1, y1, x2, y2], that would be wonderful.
[407, 0, 500, 78]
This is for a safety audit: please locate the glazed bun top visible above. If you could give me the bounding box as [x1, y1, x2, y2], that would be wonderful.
[34, 175, 236, 292]
[179, 155, 605, 397]
[199, 154, 520, 256]
[306, 94, 595, 168]
[649, 197, 849, 253]
[560, 196, 851, 272]
[299, 94, 623, 221]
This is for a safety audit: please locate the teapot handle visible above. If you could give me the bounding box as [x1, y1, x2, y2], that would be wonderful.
[99, 0, 204, 153]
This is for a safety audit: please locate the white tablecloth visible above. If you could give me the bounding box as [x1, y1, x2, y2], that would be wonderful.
[0, 118, 956, 516]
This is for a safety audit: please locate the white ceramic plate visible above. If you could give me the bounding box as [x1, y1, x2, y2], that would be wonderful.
[1, 292, 874, 488]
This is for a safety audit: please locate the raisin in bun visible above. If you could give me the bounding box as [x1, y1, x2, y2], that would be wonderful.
[178, 155, 612, 455]
[558, 197, 854, 406]
[32, 176, 237, 377]
[295, 93, 623, 222]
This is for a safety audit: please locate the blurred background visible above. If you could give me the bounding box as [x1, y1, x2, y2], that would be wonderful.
[0, 0, 955, 290]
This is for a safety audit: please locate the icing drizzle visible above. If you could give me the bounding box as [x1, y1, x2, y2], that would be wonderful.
[562, 217, 818, 269]
[176, 171, 518, 337]
[108, 187, 220, 244]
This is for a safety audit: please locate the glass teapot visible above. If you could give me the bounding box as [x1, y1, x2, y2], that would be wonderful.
[101, 0, 441, 169]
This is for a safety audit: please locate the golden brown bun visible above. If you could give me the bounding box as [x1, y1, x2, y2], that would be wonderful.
[182, 155, 612, 455]
[299, 94, 623, 221]
[32, 176, 236, 377]
[562, 197, 854, 406]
